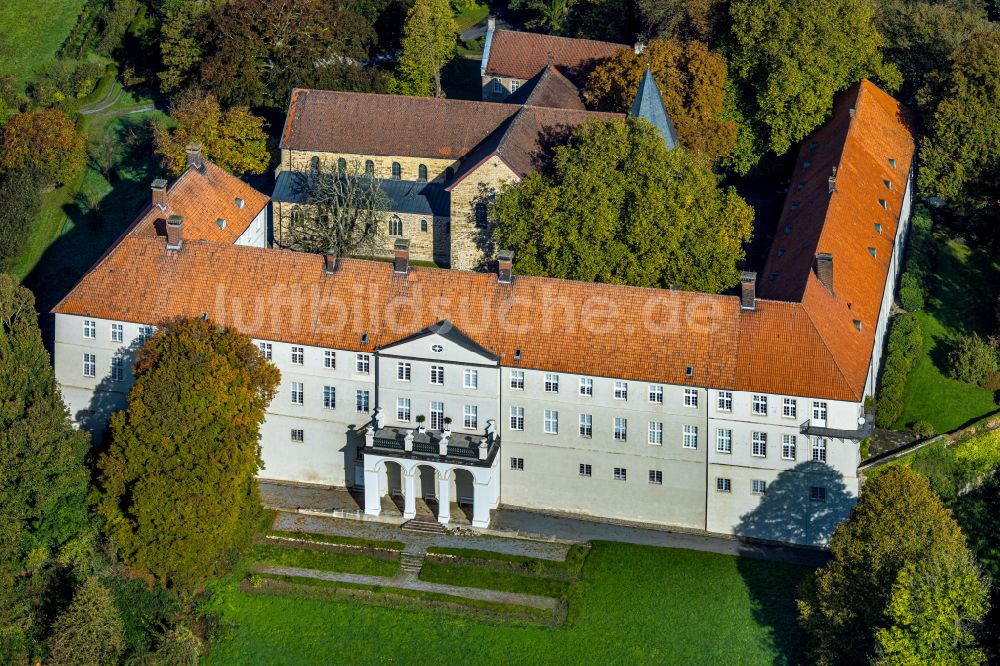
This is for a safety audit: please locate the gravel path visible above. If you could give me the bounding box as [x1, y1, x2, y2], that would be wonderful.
[255, 564, 559, 610]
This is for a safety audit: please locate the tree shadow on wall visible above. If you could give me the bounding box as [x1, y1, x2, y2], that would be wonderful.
[78, 338, 143, 452]
[734, 462, 855, 664]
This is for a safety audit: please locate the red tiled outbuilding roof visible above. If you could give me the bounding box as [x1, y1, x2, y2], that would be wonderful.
[484, 29, 627, 83]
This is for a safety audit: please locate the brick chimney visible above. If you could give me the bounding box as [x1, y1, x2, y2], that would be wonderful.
[816, 252, 833, 292]
[323, 249, 338, 274]
[740, 271, 756, 310]
[151, 178, 168, 211]
[393, 238, 410, 275]
[166, 215, 183, 250]
[497, 250, 513, 284]
[186, 143, 204, 170]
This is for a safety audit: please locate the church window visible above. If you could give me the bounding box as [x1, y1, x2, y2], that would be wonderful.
[418, 164, 428, 181]
[391, 162, 401, 180]
[420, 219, 428, 232]
[474, 202, 488, 228]
[365, 160, 374, 176]
[337, 157, 346, 173]
[310, 155, 320, 171]
[388, 216, 403, 235]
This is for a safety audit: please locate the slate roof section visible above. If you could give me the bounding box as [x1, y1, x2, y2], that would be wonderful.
[483, 29, 627, 83]
[273, 171, 450, 218]
[127, 160, 269, 244]
[504, 65, 586, 110]
[630, 68, 679, 150]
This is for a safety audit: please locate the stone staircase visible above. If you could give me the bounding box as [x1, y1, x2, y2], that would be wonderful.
[399, 551, 425, 575]
[401, 518, 449, 534]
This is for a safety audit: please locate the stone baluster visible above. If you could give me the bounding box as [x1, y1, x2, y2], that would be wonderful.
[404, 429, 414, 452]
[365, 425, 375, 448]
[439, 431, 450, 456]
[478, 437, 488, 460]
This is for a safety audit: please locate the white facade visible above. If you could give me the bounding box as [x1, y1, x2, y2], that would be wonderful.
[234, 206, 269, 248]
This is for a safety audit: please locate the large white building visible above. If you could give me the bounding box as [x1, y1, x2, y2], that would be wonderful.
[52, 80, 914, 547]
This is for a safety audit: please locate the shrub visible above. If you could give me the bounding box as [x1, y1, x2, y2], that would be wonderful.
[898, 272, 924, 311]
[876, 313, 923, 428]
[947, 333, 998, 386]
[859, 438, 872, 460]
[0, 169, 42, 269]
[46, 577, 126, 666]
[911, 420, 934, 439]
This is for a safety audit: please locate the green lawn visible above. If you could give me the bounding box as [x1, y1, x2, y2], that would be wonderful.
[453, 2, 488, 33]
[250, 543, 400, 577]
[420, 559, 571, 598]
[0, 0, 87, 85]
[893, 238, 999, 433]
[206, 542, 810, 665]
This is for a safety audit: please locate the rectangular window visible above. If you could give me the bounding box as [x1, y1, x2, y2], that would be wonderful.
[510, 80, 519, 92]
[579, 377, 593, 396]
[649, 470, 663, 485]
[683, 424, 698, 449]
[259, 342, 272, 360]
[810, 486, 827, 502]
[110, 323, 123, 342]
[782, 398, 797, 418]
[716, 428, 732, 453]
[544, 373, 559, 392]
[397, 362, 411, 381]
[812, 401, 828, 421]
[751, 432, 767, 457]
[579, 463, 592, 477]
[812, 437, 827, 462]
[430, 365, 444, 385]
[579, 413, 593, 438]
[782, 434, 797, 460]
[463, 404, 478, 430]
[397, 397, 411, 422]
[510, 406, 524, 430]
[290, 381, 304, 405]
[83, 319, 96, 338]
[356, 390, 369, 413]
[716, 478, 731, 493]
[492, 77, 501, 93]
[648, 421, 663, 445]
[291, 346, 304, 365]
[684, 389, 698, 408]
[291, 429, 304, 443]
[323, 385, 336, 409]
[324, 350, 336, 369]
[510, 370, 524, 390]
[111, 356, 124, 381]
[544, 409, 558, 434]
[510, 457, 524, 471]
[463, 368, 478, 389]
[752, 394, 768, 415]
[613, 417, 627, 442]
[138, 325, 154, 342]
[355, 353, 370, 374]
[430, 401, 444, 430]
[613, 467, 627, 481]
[614, 381, 628, 400]
[83, 353, 96, 377]
[751, 479, 767, 495]
[648, 384, 664, 404]
[717, 391, 733, 411]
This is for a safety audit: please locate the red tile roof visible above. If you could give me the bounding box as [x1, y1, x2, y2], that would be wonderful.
[484, 29, 627, 82]
[128, 160, 269, 244]
[504, 65, 586, 110]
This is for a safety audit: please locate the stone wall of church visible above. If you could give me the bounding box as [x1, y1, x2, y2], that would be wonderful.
[448, 157, 520, 271]
[278, 149, 460, 184]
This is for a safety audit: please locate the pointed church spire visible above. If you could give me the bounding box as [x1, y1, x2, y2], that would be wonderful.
[629, 67, 680, 151]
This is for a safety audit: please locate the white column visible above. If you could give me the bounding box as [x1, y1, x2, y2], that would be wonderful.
[363, 467, 381, 517]
[437, 470, 452, 525]
[402, 468, 417, 520]
[471, 481, 490, 528]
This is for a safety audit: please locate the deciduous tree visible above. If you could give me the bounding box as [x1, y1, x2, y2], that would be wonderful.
[95, 317, 279, 591]
[158, 0, 216, 94]
[46, 577, 126, 666]
[637, 0, 727, 46]
[154, 92, 269, 175]
[729, 0, 900, 155]
[492, 118, 754, 292]
[388, 0, 456, 97]
[510, 0, 574, 34]
[0, 109, 86, 186]
[798, 466, 977, 665]
[585, 39, 738, 164]
[0, 170, 41, 269]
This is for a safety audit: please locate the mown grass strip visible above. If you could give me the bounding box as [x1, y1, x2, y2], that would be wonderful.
[419, 560, 570, 598]
[250, 543, 399, 577]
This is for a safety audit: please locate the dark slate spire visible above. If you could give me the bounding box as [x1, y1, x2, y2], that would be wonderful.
[629, 67, 680, 150]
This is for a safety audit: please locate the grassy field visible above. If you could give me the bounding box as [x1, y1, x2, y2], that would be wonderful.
[894, 238, 999, 433]
[249, 543, 400, 577]
[206, 542, 810, 665]
[0, 0, 87, 85]
[453, 2, 489, 33]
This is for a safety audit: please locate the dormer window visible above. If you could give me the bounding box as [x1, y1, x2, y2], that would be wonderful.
[784, 225, 792, 234]
[888, 158, 897, 169]
[803, 160, 812, 169]
[809, 142, 817, 150]
[796, 182, 805, 191]
[868, 247, 877, 258]
[879, 199, 888, 209]
[777, 248, 785, 257]
[884, 179, 892, 191]
[235, 198, 244, 209]
[791, 202, 799, 210]
[874, 222, 882, 234]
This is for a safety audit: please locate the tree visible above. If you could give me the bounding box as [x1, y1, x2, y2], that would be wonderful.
[510, 0, 574, 33]
[95, 317, 279, 591]
[46, 577, 126, 666]
[492, 118, 754, 292]
[88, 131, 123, 181]
[0, 276, 91, 648]
[0, 109, 86, 186]
[95, 0, 140, 56]
[286, 161, 391, 256]
[798, 466, 975, 664]
[585, 39, 738, 164]
[637, 0, 727, 46]
[947, 332, 998, 387]
[918, 32, 1000, 221]
[729, 0, 900, 155]
[154, 92, 269, 175]
[874, 554, 989, 666]
[200, 0, 375, 108]
[158, 0, 215, 94]
[0, 170, 41, 269]
[388, 0, 456, 97]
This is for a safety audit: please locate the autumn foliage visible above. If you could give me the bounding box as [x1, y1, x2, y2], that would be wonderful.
[0, 108, 86, 186]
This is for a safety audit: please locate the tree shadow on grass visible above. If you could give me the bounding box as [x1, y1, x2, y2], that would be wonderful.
[734, 462, 855, 664]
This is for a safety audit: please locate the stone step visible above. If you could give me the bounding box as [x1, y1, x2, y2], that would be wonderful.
[399, 553, 425, 573]
[401, 519, 448, 534]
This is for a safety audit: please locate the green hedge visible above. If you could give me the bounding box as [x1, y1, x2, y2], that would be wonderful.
[897, 205, 934, 312]
[875, 312, 924, 427]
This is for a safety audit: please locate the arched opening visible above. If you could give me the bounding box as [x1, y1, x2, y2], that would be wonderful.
[454, 468, 475, 524]
[388, 215, 403, 236]
[416, 464, 438, 519]
[365, 159, 375, 176]
[385, 460, 404, 503]
[337, 157, 347, 173]
[418, 164, 428, 182]
[391, 162, 401, 180]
